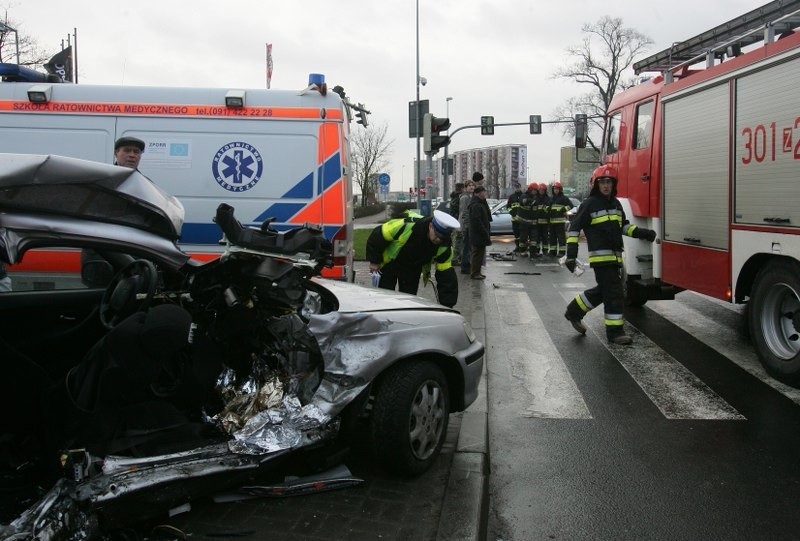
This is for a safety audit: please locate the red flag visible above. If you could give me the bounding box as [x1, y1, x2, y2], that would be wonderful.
[266, 43, 273, 89]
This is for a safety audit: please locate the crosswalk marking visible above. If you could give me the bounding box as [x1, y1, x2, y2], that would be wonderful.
[556, 291, 745, 420]
[492, 289, 592, 419]
[648, 295, 800, 406]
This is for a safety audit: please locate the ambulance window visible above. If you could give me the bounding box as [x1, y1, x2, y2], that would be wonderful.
[634, 100, 654, 150]
[605, 113, 621, 155]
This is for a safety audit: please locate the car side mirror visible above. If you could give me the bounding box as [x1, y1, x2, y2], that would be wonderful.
[81, 260, 115, 288]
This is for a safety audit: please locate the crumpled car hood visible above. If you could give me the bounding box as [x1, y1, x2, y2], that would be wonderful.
[315, 279, 456, 313]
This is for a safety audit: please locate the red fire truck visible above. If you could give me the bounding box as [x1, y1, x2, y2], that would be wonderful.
[599, 0, 800, 384]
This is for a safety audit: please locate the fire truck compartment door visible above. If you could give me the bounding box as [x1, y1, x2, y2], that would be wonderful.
[734, 57, 800, 229]
[663, 83, 730, 251]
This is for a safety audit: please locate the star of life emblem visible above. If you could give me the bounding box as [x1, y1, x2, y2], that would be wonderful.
[212, 142, 263, 192]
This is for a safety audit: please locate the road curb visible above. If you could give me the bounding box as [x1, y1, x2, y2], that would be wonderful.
[436, 318, 489, 541]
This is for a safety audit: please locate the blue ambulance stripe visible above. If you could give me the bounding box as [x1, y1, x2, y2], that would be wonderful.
[317, 153, 342, 193]
[180, 222, 342, 245]
[255, 152, 342, 225]
[284, 172, 314, 198]
[252, 202, 307, 223]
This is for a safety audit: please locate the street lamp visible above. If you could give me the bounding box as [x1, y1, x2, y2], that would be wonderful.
[415, 0, 421, 210]
[446, 96, 453, 118]
[0, 22, 20, 64]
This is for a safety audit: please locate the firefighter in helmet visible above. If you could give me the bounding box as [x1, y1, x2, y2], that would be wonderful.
[515, 183, 538, 257]
[563, 165, 657, 345]
[366, 210, 460, 307]
[547, 182, 573, 257]
[506, 181, 524, 252]
[532, 182, 551, 257]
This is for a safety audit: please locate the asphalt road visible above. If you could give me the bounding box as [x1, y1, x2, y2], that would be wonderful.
[478, 244, 800, 541]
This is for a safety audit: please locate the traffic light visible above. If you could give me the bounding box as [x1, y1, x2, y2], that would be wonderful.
[423, 113, 450, 155]
[529, 115, 542, 135]
[355, 103, 369, 127]
[481, 116, 495, 135]
[574, 114, 588, 148]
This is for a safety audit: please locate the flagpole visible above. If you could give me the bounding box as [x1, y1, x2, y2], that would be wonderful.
[73, 28, 78, 83]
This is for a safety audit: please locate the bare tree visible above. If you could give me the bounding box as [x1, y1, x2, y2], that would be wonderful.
[552, 16, 653, 153]
[350, 122, 392, 207]
[0, 7, 54, 67]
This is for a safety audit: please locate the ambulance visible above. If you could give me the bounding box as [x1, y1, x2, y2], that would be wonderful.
[595, 0, 800, 383]
[0, 70, 355, 280]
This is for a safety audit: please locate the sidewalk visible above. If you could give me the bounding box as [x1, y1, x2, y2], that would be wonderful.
[352, 261, 489, 541]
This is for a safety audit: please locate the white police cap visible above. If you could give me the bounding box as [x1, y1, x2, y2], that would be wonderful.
[431, 209, 460, 238]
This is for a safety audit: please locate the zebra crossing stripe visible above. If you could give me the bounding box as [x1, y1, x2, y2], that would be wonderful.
[648, 296, 800, 406]
[578, 305, 745, 420]
[491, 289, 592, 419]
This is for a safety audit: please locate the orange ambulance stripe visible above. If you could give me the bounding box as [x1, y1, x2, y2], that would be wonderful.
[317, 123, 340, 164]
[0, 101, 343, 121]
[290, 181, 346, 225]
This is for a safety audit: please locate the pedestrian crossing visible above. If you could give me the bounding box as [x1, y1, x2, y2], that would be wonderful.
[485, 279, 800, 421]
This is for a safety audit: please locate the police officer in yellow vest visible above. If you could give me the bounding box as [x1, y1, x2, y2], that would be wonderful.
[366, 210, 461, 307]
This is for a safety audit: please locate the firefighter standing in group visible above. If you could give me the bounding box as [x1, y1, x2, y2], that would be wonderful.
[563, 165, 657, 345]
[533, 183, 551, 257]
[515, 183, 538, 257]
[506, 182, 524, 253]
[547, 182, 573, 258]
[366, 210, 460, 307]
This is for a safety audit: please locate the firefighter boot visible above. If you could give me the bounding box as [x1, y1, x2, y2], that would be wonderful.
[564, 304, 587, 336]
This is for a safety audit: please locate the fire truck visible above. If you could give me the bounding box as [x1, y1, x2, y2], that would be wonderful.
[0, 71, 357, 280]
[599, 0, 800, 384]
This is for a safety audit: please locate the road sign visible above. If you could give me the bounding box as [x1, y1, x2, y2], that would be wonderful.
[481, 116, 495, 135]
[378, 173, 391, 186]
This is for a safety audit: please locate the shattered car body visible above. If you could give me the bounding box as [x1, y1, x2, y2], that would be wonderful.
[0, 154, 484, 540]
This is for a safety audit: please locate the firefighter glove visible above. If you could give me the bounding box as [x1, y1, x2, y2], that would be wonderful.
[565, 259, 576, 273]
[643, 229, 657, 242]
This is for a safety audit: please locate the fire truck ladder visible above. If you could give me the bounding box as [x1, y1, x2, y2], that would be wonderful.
[633, 0, 800, 80]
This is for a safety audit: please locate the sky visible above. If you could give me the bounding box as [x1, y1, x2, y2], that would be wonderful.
[6, 0, 772, 193]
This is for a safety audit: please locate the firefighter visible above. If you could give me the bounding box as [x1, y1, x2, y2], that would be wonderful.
[547, 182, 573, 257]
[563, 165, 657, 345]
[366, 210, 460, 307]
[515, 183, 538, 257]
[506, 181, 524, 252]
[533, 182, 551, 257]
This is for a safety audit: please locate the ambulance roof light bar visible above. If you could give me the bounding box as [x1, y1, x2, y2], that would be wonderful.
[27, 84, 52, 103]
[225, 90, 246, 108]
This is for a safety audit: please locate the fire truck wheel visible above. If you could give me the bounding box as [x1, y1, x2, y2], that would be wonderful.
[749, 259, 800, 387]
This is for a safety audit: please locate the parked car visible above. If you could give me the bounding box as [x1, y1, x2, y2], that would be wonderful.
[490, 201, 514, 235]
[0, 154, 484, 540]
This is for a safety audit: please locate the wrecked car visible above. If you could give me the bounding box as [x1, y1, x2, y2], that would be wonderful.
[0, 154, 484, 540]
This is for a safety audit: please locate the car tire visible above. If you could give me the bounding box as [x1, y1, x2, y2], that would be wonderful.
[370, 360, 450, 476]
[749, 259, 800, 386]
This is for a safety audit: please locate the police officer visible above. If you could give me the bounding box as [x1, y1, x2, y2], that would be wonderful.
[114, 136, 145, 169]
[507, 182, 523, 252]
[547, 182, 573, 257]
[366, 210, 460, 307]
[563, 165, 657, 345]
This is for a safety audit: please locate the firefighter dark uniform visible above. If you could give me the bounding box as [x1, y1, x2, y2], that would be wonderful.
[533, 183, 551, 257]
[366, 210, 460, 307]
[516, 184, 538, 257]
[563, 165, 657, 345]
[547, 182, 573, 257]
[507, 183, 523, 252]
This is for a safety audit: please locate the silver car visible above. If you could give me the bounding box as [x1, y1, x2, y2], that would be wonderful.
[0, 154, 483, 540]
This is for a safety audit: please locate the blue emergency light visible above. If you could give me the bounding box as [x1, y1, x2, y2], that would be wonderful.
[0, 63, 50, 83]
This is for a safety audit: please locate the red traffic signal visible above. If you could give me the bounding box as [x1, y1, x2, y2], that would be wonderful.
[423, 113, 451, 155]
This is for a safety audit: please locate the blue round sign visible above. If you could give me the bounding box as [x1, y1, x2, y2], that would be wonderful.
[378, 173, 391, 186]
